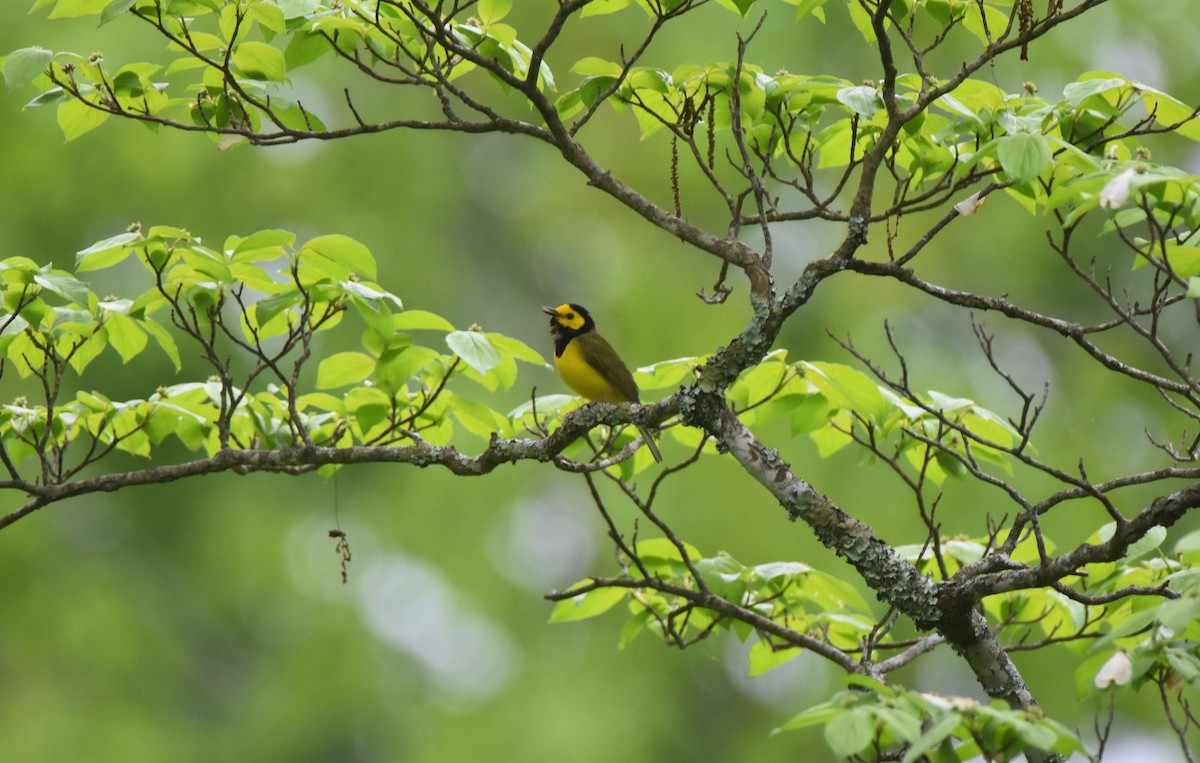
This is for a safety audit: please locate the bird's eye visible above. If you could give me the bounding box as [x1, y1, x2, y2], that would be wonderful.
[566, 313, 575, 319]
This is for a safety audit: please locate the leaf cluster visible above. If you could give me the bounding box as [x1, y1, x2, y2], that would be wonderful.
[780, 677, 1085, 763]
[0, 224, 553, 485]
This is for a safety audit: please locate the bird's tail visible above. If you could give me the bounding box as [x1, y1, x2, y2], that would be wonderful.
[636, 424, 663, 463]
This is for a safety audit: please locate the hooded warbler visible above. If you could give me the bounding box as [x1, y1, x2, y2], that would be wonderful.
[543, 303, 663, 463]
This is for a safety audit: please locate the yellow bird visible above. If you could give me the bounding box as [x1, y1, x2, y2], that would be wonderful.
[543, 303, 662, 462]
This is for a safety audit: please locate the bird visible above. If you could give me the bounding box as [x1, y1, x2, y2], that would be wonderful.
[542, 303, 663, 462]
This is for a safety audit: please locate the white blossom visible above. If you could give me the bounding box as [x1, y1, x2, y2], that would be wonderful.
[1094, 650, 1132, 688]
[954, 191, 986, 216]
[1099, 168, 1136, 209]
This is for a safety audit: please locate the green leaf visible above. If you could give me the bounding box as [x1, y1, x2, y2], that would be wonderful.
[747, 637, 800, 677]
[103, 312, 148, 363]
[636, 356, 700, 391]
[837, 85, 881, 117]
[942, 540, 985, 565]
[719, 0, 757, 16]
[810, 413, 853, 456]
[97, 297, 131, 315]
[554, 89, 583, 120]
[507, 394, 575, 420]
[627, 88, 672, 139]
[571, 57, 623, 77]
[996, 133, 1051, 183]
[478, 0, 511, 24]
[846, 1, 876, 42]
[451, 396, 511, 439]
[752, 560, 812, 582]
[549, 584, 627, 623]
[231, 228, 295, 259]
[57, 98, 109, 141]
[791, 0, 830, 21]
[392, 310, 455, 332]
[634, 537, 702, 564]
[75, 231, 139, 271]
[47, 0, 110, 18]
[1158, 244, 1200, 278]
[730, 356, 788, 408]
[1011, 718, 1058, 750]
[961, 1, 1009, 47]
[347, 287, 398, 338]
[284, 31, 331, 70]
[99, 0, 137, 24]
[299, 234, 376, 280]
[801, 361, 889, 422]
[578, 75, 619, 109]
[249, 291, 302, 336]
[1143, 88, 1200, 141]
[273, 0, 320, 18]
[808, 569, 872, 613]
[1175, 528, 1200, 554]
[64, 330, 106, 374]
[825, 707, 874, 758]
[618, 609, 653, 649]
[695, 555, 746, 601]
[33, 272, 90, 306]
[249, 2, 286, 35]
[869, 705, 923, 744]
[271, 99, 326, 132]
[789, 393, 833, 434]
[233, 41, 287, 81]
[843, 675, 891, 695]
[901, 713, 962, 763]
[178, 245, 231, 283]
[777, 701, 841, 732]
[343, 280, 400, 310]
[141, 319, 181, 370]
[145, 225, 195, 241]
[110, 64, 161, 98]
[3, 47, 52, 90]
[1156, 596, 1200, 633]
[24, 87, 70, 108]
[1122, 525, 1167, 561]
[1063, 76, 1126, 107]
[219, 6, 241, 41]
[1164, 646, 1200, 683]
[374, 345, 441, 394]
[1166, 569, 1200, 593]
[446, 331, 502, 375]
[580, 0, 631, 16]
[486, 332, 546, 365]
[316, 351, 375, 389]
[1093, 606, 1158, 650]
[227, 264, 278, 294]
[344, 387, 388, 434]
[298, 391, 345, 414]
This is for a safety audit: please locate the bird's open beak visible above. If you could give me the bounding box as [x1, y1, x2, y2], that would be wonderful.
[541, 305, 559, 317]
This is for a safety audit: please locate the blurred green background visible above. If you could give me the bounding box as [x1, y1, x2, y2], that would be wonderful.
[2, 3, 1200, 761]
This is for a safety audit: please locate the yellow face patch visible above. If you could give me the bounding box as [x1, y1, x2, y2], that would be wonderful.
[550, 304, 586, 331]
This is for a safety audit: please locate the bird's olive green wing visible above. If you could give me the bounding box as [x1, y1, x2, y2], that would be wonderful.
[575, 331, 640, 403]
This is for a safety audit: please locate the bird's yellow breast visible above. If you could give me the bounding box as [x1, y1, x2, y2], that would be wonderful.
[555, 338, 627, 403]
